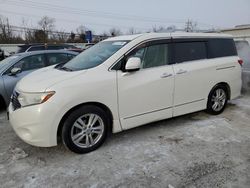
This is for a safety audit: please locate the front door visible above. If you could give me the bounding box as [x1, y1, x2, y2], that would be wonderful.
[117, 41, 175, 130]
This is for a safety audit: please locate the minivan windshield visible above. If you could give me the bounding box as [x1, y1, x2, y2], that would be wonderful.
[61, 41, 129, 71]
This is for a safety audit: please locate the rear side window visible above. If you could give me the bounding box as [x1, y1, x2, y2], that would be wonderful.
[208, 39, 237, 58]
[174, 42, 207, 63]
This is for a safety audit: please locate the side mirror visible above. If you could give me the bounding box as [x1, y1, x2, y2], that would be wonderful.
[125, 57, 141, 72]
[9, 67, 22, 76]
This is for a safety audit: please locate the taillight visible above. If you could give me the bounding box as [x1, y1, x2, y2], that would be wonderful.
[238, 59, 243, 66]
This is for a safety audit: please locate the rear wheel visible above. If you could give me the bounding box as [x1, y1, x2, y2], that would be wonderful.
[62, 105, 109, 154]
[206, 86, 228, 115]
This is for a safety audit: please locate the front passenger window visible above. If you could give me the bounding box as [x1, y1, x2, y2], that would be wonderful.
[112, 43, 169, 71]
[142, 44, 168, 68]
[127, 43, 169, 69]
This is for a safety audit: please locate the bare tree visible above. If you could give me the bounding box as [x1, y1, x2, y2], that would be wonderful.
[0, 16, 13, 43]
[109, 28, 122, 37]
[76, 25, 87, 35]
[22, 18, 35, 43]
[38, 16, 55, 42]
[166, 25, 176, 32]
[51, 30, 68, 43]
[74, 25, 88, 43]
[127, 27, 136, 35]
[70, 32, 75, 40]
[38, 16, 55, 32]
[152, 25, 166, 32]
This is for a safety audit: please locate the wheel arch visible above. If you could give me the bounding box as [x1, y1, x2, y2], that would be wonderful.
[57, 102, 114, 141]
[209, 82, 231, 100]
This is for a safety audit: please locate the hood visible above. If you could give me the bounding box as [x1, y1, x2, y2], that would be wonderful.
[16, 66, 86, 92]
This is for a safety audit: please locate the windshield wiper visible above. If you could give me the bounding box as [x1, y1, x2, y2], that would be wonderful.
[59, 66, 73, 72]
[55, 62, 66, 69]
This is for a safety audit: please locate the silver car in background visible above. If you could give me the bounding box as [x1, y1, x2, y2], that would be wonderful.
[235, 39, 250, 93]
[0, 50, 77, 107]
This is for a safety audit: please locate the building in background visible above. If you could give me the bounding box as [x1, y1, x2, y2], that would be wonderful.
[220, 25, 250, 43]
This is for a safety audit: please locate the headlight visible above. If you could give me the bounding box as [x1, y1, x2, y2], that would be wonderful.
[17, 91, 55, 107]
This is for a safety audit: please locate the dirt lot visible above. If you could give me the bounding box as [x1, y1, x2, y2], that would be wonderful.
[0, 94, 250, 188]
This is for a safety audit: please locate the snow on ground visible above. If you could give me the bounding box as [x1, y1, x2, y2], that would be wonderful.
[0, 94, 250, 187]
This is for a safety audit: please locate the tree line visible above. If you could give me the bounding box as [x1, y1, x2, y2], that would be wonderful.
[0, 15, 202, 44]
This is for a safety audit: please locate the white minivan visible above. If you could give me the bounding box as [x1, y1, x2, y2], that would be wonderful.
[8, 33, 242, 153]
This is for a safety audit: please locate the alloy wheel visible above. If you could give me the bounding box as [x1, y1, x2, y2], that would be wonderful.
[211, 88, 227, 112]
[70, 114, 104, 148]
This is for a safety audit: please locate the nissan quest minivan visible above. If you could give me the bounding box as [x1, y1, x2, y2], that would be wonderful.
[8, 33, 242, 154]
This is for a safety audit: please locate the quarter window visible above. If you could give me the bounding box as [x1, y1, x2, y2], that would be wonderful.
[208, 39, 237, 58]
[174, 42, 207, 63]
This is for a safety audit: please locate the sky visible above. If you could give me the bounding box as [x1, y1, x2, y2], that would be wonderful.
[0, 0, 250, 34]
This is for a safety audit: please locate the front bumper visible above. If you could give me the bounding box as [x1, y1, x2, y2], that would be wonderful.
[8, 102, 59, 147]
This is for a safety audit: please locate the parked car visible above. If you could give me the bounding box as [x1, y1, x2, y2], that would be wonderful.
[0, 50, 77, 107]
[235, 39, 250, 92]
[8, 33, 242, 154]
[16, 44, 82, 53]
[0, 48, 4, 61]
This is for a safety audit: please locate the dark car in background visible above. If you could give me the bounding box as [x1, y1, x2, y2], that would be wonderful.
[0, 50, 78, 107]
[0, 48, 4, 61]
[235, 39, 250, 92]
[16, 44, 83, 53]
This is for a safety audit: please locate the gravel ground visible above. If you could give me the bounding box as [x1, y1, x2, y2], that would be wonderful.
[0, 94, 250, 188]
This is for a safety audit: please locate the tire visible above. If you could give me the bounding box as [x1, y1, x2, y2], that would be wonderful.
[206, 85, 228, 115]
[62, 105, 109, 154]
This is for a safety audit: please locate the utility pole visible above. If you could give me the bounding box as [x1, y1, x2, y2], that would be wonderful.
[185, 19, 191, 32]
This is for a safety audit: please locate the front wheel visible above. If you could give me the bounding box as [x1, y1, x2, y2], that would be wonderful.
[206, 86, 228, 115]
[62, 105, 109, 154]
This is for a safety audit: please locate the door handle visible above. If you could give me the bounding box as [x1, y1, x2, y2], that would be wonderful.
[161, 73, 173, 78]
[176, 69, 187, 74]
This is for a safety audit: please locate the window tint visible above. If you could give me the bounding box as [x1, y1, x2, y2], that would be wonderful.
[28, 46, 45, 52]
[13, 54, 46, 71]
[208, 39, 237, 58]
[127, 43, 169, 69]
[174, 42, 207, 63]
[127, 47, 146, 61]
[47, 53, 72, 65]
[143, 44, 168, 68]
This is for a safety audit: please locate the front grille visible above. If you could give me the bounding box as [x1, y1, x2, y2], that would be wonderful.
[11, 91, 21, 111]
